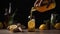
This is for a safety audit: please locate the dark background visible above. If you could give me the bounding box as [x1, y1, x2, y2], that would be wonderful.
[0, 0, 60, 28]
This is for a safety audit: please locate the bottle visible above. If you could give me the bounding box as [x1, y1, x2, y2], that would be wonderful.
[28, 16, 35, 32]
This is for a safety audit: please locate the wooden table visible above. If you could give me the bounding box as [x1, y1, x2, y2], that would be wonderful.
[0, 29, 60, 34]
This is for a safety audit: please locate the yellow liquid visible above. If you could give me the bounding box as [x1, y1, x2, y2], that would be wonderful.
[28, 19, 35, 32]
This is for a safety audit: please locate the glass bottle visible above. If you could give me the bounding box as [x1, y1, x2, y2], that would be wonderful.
[28, 16, 35, 32]
[28, 7, 36, 32]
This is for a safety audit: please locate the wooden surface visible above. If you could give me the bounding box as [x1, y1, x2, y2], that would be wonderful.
[0, 29, 60, 34]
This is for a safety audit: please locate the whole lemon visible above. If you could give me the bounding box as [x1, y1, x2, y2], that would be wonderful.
[54, 23, 60, 29]
[39, 24, 47, 30]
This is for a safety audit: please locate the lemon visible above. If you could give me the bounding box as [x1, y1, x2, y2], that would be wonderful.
[54, 23, 60, 29]
[39, 24, 47, 30]
[8, 25, 17, 31]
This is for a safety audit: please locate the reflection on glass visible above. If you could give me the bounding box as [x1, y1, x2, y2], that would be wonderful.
[50, 13, 58, 29]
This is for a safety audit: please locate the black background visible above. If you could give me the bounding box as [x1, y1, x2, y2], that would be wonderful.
[0, 0, 60, 28]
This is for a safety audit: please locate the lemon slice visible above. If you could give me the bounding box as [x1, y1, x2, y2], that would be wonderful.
[9, 25, 17, 30]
